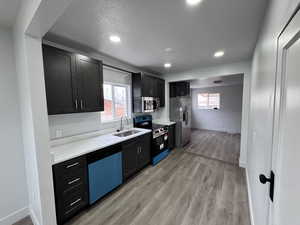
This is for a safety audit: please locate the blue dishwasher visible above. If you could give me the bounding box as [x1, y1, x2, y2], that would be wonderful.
[87, 144, 122, 205]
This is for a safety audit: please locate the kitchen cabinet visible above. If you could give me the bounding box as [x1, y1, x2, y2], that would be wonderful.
[42, 44, 104, 115]
[52, 156, 88, 225]
[168, 124, 176, 150]
[122, 133, 151, 181]
[132, 73, 165, 111]
[170, 81, 190, 98]
[157, 78, 165, 107]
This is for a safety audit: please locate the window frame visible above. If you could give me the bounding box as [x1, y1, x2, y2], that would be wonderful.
[101, 82, 132, 123]
[197, 92, 220, 110]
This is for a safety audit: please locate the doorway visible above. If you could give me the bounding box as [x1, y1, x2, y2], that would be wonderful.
[185, 74, 244, 166]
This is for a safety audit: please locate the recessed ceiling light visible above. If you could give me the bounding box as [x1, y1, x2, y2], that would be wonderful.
[109, 35, 121, 43]
[186, 0, 203, 6]
[214, 51, 225, 58]
[164, 63, 172, 68]
[165, 47, 173, 52]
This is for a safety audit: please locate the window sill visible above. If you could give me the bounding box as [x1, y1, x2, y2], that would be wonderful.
[101, 117, 132, 124]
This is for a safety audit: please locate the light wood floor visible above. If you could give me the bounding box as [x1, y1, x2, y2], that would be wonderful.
[186, 129, 241, 165]
[17, 132, 250, 225]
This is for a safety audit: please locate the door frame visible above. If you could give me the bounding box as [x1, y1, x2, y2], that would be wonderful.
[269, 4, 300, 225]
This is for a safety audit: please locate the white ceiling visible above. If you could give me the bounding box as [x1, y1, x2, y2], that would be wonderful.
[0, 0, 20, 27]
[190, 74, 243, 89]
[46, 0, 268, 74]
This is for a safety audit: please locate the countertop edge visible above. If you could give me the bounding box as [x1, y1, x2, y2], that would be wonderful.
[50, 128, 152, 165]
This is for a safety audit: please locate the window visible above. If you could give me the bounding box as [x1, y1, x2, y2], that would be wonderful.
[197, 93, 220, 109]
[101, 83, 129, 122]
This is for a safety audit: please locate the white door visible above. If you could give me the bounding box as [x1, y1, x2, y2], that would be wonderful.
[270, 8, 300, 225]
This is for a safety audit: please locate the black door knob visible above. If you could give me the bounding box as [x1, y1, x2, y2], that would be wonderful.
[259, 174, 271, 184]
[259, 171, 275, 202]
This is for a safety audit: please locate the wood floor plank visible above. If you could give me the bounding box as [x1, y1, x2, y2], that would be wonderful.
[186, 129, 240, 165]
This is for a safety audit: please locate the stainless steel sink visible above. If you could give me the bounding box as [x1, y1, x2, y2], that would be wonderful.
[113, 129, 141, 137]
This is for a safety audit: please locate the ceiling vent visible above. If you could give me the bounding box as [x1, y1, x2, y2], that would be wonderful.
[213, 80, 223, 84]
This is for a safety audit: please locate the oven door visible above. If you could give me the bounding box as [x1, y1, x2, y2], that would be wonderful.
[152, 133, 168, 157]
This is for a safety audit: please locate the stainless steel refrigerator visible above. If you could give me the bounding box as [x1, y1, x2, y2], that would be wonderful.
[170, 96, 192, 147]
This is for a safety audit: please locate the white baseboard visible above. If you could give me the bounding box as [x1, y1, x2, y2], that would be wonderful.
[246, 169, 255, 225]
[0, 207, 29, 225]
[29, 208, 40, 225]
[239, 159, 247, 168]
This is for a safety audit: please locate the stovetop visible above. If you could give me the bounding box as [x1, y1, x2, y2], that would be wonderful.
[152, 123, 167, 130]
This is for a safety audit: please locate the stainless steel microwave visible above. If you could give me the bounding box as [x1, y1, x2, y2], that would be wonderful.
[142, 97, 160, 112]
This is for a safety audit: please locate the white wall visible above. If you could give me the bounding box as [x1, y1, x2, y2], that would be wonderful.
[162, 61, 251, 167]
[12, 0, 74, 224]
[191, 84, 243, 133]
[247, 1, 300, 225]
[0, 27, 28, 225]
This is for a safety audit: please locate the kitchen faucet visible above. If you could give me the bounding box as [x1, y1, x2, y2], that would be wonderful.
[119, 116, 131, 132]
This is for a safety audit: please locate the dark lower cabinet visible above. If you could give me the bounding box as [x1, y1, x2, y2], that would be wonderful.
[53, 133, 152, 224]
[52, 156, 88, 225]
[168, 124, 176, 150]
[122, 133, 151, 181]
[137, 133, 151, 169]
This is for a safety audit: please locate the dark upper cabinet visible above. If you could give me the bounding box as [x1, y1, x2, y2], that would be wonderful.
[132, 73, 165, 111]
[157, 78, 165, 107]
[43, 45, 77, 114]
[170, 81, 190, 98]
[141, 74, 155, 97]
[76, 56, 104, 112]
[42, 44, 104, 115]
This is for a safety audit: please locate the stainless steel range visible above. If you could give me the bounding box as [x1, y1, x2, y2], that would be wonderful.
[134, 115, 170, 165]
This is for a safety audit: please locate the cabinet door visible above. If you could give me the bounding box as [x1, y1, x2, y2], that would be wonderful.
[169, 82, 177, 98]
[76, 55, 104, 112]
[43, 45, 77, 115]
[157, 79, 165, 107]
[168, 124, 176, 150]
[137, 134, 151, 170]
[122, 139, 139, 180]
[141, 75, 154, 97]
[152, 77, 158, 98]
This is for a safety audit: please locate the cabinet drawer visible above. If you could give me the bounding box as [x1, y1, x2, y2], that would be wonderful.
[52, 156, 88, 224]
[61, 190, 88, 223]
[54, 156, 86, 178]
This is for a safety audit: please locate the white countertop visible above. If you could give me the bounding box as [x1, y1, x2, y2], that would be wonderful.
[50, 128, 151, 165]
[152, 119, 176, 126]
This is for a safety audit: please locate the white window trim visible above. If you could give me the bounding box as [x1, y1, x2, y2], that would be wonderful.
[197, 92, 220, 110]
[101, 82, 132, 124]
